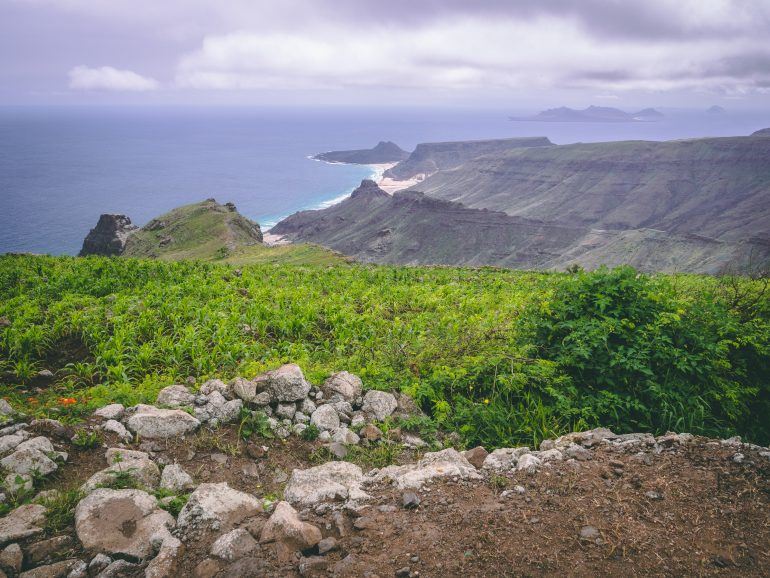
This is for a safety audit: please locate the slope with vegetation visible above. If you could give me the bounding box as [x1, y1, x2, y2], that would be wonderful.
[1, 255, 767, 448]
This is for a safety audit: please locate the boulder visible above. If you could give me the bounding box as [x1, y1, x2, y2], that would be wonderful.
[516, 453, 542, 473]
[372, 448, 481, 489]
[284, 461, 370, 506]
[462, 446, 489, 469]
[160, 464, 195, 493]
[199, 379, 232, 399]
[259, 501, 321, 551]
[74, 489, 174, 559]
[0, 543, 22, 574]
[18, 559, 80, 577]
[254, 364, 311, 403]
[0, 448, 58, 477]
[275, 403, 296, 420]
[102, 419, 131, 441]
[125, 405, 200, 439]
[331, 428, 360, 446]
[321, 372, 363, 402]
[231, 377, 259, 403]
[210, 528, 259, 562]
[78, 214, 137, 257]
[0, 434, 28, 455]
[81, 448, 160, 492]
[93, 404, 125, 421]
[24, 535, 75, 566]
[309, 405, 340, 432]
[145, 530, 184, 578]
[0, 504, 46, 545]
[361, 390, 397, 421]
[552, 428, 616, 449]
[481, 447, 531, 471]
[177, 483, 263, 538]
[156, 385, 196, 408]
[16, 437, 54, 454]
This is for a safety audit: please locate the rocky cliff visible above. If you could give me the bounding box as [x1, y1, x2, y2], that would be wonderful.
[78, 214, 138, 257]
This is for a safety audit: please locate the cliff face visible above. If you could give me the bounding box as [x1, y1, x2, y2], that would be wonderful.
[272, 180, 769, 273]
[78, 214, 138, 256]
[314, 141, 409, 164]
[383, 137, 552, 180]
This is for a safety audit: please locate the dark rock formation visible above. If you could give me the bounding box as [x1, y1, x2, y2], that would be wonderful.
[79, 214, 138, 257]
[752, 128, 770, 136]
[314, 141, 409, 164]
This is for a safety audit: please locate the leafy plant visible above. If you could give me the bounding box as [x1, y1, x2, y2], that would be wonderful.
[238, 409, 274, 440]
[71, 428, 103, 449]
[300, 423, 320, 441]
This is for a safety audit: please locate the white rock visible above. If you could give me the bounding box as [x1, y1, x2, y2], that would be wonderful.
[125, 405, 200, 439]
[537, 449, 564, 462]
[231, 377, 259, 403]
[482, 447, 531, 471]
[0, 434, 28, 455]
[310, 405, 340, 432]
[259, 501, 321, 550]
[160, 464, 195, 493]
[0, 448, 58, 477]
[317, 431, 331, 443]
[0, 399, 14, 416]
[16, 436, 54, 454]
[284, 461, 370, 506]
[516, 453, 542, 473]
[74, 488, 174, 559]
[372, 448, 482, 489]
[210, 528, 258, 562]
[254, 364, 311, 403]
[299, 399, 317, 415]
[275, 403, 296, 420]
[350, 415, 366, 428]
[145, 529, 183, 578]
[402, 433, 427, 448]
[331, 427, 360, 446]
[0, 503, 46, 544]
[361, 390, 397, 421]
[102, 420, 131, 441]
[93, 404, 125, 421]
[82, 448, 160, 492]
[293, 423, 308, 436]
[293, 411, 309, 424]
[321, 372, 363, 402]
[177, 482, 263, 538]
[199, 379, 232, 399]
[4, 472, 32, 493]
[156, 385, 196, 408]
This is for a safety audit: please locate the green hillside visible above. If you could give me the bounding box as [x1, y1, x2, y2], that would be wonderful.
[0, 255, 768, 447]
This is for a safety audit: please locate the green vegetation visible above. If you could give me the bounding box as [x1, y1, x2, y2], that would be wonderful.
[1, 255, 767, 448]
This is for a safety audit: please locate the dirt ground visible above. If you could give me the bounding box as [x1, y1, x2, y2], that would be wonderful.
[29, 423, 770, 578]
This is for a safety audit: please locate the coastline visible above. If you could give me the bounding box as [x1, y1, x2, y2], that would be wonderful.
[262, 158, 420, 245]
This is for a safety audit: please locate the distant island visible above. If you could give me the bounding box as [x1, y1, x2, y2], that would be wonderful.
[707, 105, 727, 115]
[313, 141, 409, 164]
[511, 105, 664, 123]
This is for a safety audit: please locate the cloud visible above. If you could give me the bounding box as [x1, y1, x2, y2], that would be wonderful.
[68, 65, 159, 91]
[174, 15, 770, 95]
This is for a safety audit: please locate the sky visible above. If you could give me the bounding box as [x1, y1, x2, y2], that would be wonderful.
[2, 0, 770, 109]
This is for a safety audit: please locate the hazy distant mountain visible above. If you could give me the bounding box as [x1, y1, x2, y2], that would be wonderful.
[383, 137, 552, 180]
[707, 105, 727, 115]
[752, 128, 770, 136]
[273, 133, 770, 274]
[511, 105, 664, 123]
[314, 141, 409, 164]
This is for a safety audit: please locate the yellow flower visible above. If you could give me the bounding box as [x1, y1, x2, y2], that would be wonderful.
[484, 398, 490, 404]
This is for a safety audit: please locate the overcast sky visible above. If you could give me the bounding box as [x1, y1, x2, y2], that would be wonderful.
[2, 0, 769, 108]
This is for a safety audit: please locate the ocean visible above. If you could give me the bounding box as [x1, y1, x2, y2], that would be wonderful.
[1, 106, 767, 255]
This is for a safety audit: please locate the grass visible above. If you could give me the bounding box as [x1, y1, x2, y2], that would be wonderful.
[0, 255, 767, 448]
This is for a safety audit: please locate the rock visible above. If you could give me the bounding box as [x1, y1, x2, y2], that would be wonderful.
[0, 504, 46, 545]
[125, 405, 200, 439]
[293, 411, 309, 424]
[196, 397, 242, 426]
[373, 449, 482, 489]
[145, 532, 184, 578]
[254, 364, 311, 403]
[210, 529, 259, 562]
[298, 556, 328, 576]
[331, 428, 359, 446]
[101, 420, 131, 441]
[177, 483, 263, 539]
[0, 400, 14, 417]
[199, 379, 232, 399]
[563, 443, 593, 461]
[537, 448, 563, 462]
[16, 437, 54, 454]
[317, 431, 331, 443]
[327, 442, 348, 459]
[359, 424, 382, 442]
[24, 535, 76, 566]
[79, 214, 137, 257]
[317, 537, 338, 555]
[275, 403, 296, 420]
[402, 491, 420, 509]
[160, 464, 195, 493]
[361, 390, 397, 421]
[29, 419, 72, 442]
[645, 490, 664, 500]
[156, 385, 196, 408]
[74, 489, 174, 559]
[193, 558, 222, 578]
[4, 473, 33, 494]
[94, 560, 138, 577]
[299, 399, 317, 415]
[352, 517, 376, 530]
[284, 461, 370, 506]
[310, 405, 340, 432]
[462, 446, 489, 469]
[93, 404, 125, 421]
[231, 378, 260, 403]
[481, 447, 530, 471]
[82, 448, 160, 492]
[579, 525, 600, 541]
[395, 567, 411, 578]
[321, 372, 363, 402]
[402, 433, 426, 448]
[259, 501, 321, 552]
[87, 553, 111, 575]
[516, 453, 542, 473]
[0, 448, 58, 477]
[18, 559, 79, 578]
[555, 428, 616, 449]
[0, 434, 27, 456]
[0, 543, 22, 574]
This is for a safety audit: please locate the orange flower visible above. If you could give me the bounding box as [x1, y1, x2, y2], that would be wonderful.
[28, 397, 39, 405]
[59, 397, 77, 406]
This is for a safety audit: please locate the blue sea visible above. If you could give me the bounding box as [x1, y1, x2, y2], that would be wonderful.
[1, 106, 767, 255]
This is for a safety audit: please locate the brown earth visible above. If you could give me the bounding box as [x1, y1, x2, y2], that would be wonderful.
[17, 420, 768, 578]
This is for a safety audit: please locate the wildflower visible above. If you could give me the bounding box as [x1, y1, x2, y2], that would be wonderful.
[484, 398, 490, 404]
[59, 397, 77, 406]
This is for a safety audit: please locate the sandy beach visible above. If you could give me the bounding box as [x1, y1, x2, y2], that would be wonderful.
[263, 160, 422, 245]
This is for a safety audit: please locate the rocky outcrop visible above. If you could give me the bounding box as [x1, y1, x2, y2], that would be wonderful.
[78, 214, 137, 257]
[314, 141, 409, 164]
[176, 483, 263, 539]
